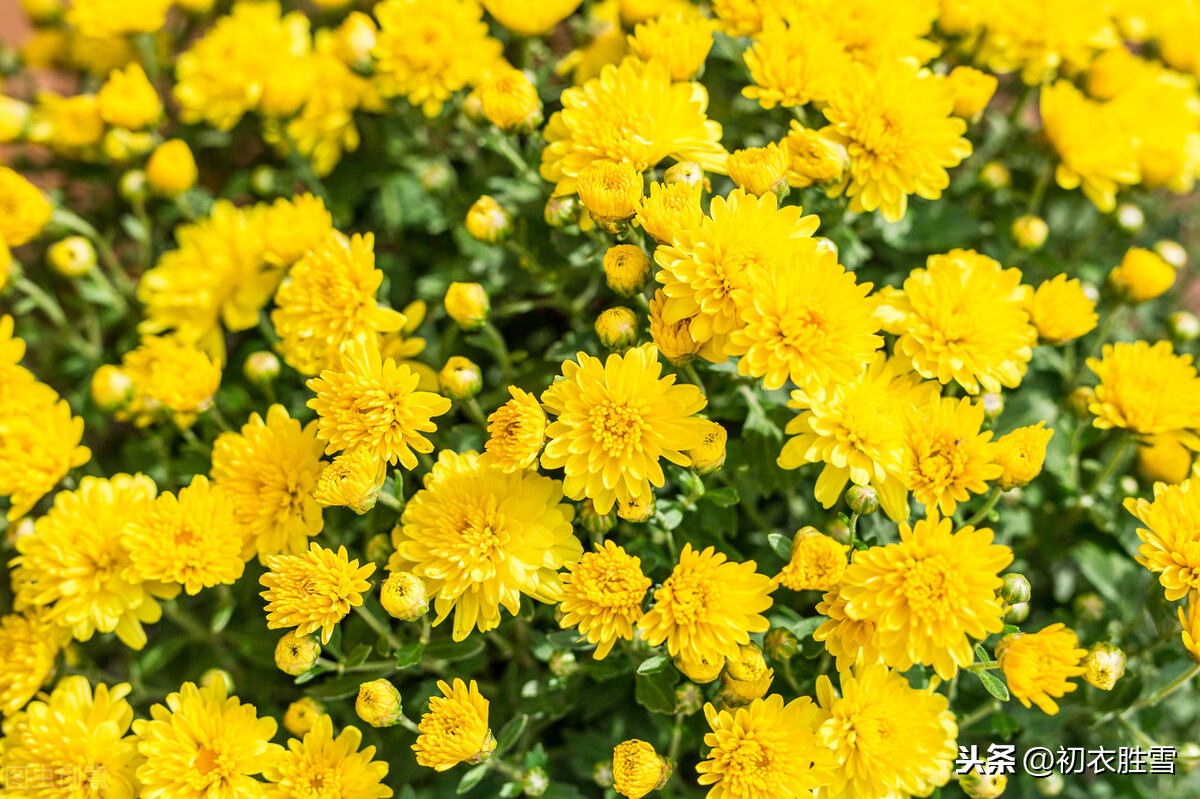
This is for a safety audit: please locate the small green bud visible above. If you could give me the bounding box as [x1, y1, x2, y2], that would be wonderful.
[1000, 573, 1031, 605]
[845, 484, 879, 515]
[764, 627, 799, 660]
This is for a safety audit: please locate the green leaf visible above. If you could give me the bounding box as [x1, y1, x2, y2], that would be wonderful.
[705, 486, 740, 507]
[636, 655, 672, 675]
[307, 673, 372, 701]
[499, 783, 522, 798]
[656, 506, 684, 530]
[345, 643, 373, 668]
[973, 669, 1010, 702]
[399, 787, 416, 799]
[395, 642, 424, 669]
[496, 713, 528, 754]
[767, 532, 792, 559]
[525, 743, 548, 769]
[635, 662, 678, 714]
[457, 764, 490, 794]
[974, 644, 990, 664]
[424, 637, 486, 662]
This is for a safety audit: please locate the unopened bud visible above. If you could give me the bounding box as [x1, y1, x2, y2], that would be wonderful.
[1068, 386, 1095, 418]
[250, 165, 277, 197]
[1000, 573, 1031, 605]
[1083, 642, 1126, 691]
[355, 678, 404, 727]
[283, 697, 325, 736]
[603, 244, 651, 296]
[1115, 203, 1144, 233]
[465, 195, 513, 244]
[720, 643, 774, 705]
[445, 282, 490, 331]
[845, 484, 879, 515]
[674, 651, 722, 684]
[674, 682, 703, 715]
[580, 499, 617, 536]
[438, 355, 482, 400]
[764, 627, 799, 660]
[960, 769, 1007, 799]
[380, 571, 429, 621]
[612, 740, 672, 799]
[549, 649, 578, 677]
[200, 668, 233, 692]
[90, 364, 135, 413]
[522, 767, 550, 797]
[687, 420, 727, 475]
[1035, 771, 1064, 796]
[544, 194, 582, 228]
[418, 160, 455, 194]
[596, 307, 639, 350]
[274, 630, 321, 675]
[617, 493, 655, 523]
[1154, 239, 1187, 269]
[243, 350, 281, 386]
[1004, 601, 1030, 623]
[1074, 592, 1105, 623]
[118, 169, 148, 203]
[664, 160, 706, 191]
[1011, 215, 1048, 251]
[979, 161, 1011, 190]
[593, 761, 615, 788]
[47, 235, 96, 278]
[1169, 311, 1200, 343]
[981, 392, 1004, 421]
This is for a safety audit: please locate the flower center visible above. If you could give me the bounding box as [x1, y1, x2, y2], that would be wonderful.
[900, 555, 962, 622]
[722, 738, 773, 789]
[916, 438, 967, 490]
[590, 401, 646, 458]
[857, 109, 904, 162]
[774, 308, 827, 353]
[191, 745, 233, 789]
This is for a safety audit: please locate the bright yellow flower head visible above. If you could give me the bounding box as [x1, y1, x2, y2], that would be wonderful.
[261, 543, 376, 644]
[120, 335, 223, 427]
[36, 92, 105, 152]
[604, 244, 653, 296]
[1137, 434, 1193, 485]
[389, 450, 581, 640]
[816, 663, 957, 799]
[0, 166, 53, 247]
[742, 16, 852, 110]
[995, 421, 1054, 490]
[281, 698, 325, 738]
[482, 386, 547, 472]
[998, 624, 1087, 714]
[264, 714, 392, 799]
[1110, 246, 1176, 303]
[1041, 80, 1139, 213]
[638, 543, 774, 665]
[314, 447, 387, 514]
[540, 343, 708, 513]
[648, 289, 703, 366]
[262, 193, 334, 268]
[134, 676, 283, 799]
[879, 248, 1036, 394]
[1180, 592, 1200, 663]
[776, 528, 849, 592]
[840, 511, 1013, 678]
[948, 65, 998, 119]
[275, 630, 322, 676]
[782, 122, 848, 189]
[800, 0, 941, 66]
[977, 0, 1117, 84]
[1110, 69, 1200, 193]
[307, 339, 452, 468]
[0, 610, 69, 716]
[97, 63, 161, 130]
[380, 571, 429, 621]
[478, 70, 543, 132]
[482, 0, 582, 36]
[1125, 476, 1200, 601]
[697, 694, 833, 799]
[577, 160, 644, 226]
[540, 58, 726, 196]
[813, 586, 882, 671]
[66, 0, 172, 37]
[560, 540, 652, 659]
[628, 13, 714, 81]
[1028, 274, 1098, 343]
[726, 143, 788, 198]
[637, 180, 703, 246]
[899, 396, 1002, 515]
[820, 60, 971, 222]
[146, 139, 199, 197]
[413, 679, 495, 771]
[356, 679, 404, 728]
[0, 392, 91, 521]
[613, 739, 672, 799]
[1088, 341, 1200, 438]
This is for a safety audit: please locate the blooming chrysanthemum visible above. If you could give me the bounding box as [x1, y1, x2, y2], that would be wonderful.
[1111, 69, 1200, 193]
[1110, 246, 1177, 303]
[1180, 592, 1200, 662]
[134, 676, 283, 799]
[283, 698, 324, 737]
[839, 512, 1012, 678]
[813, 587, 882, 671]
[696, 694, 833, 799]
[559, 541, 652, 659]
[97, 62, 161, 130]
[899, 396, 1002, 515]
[120, 335, 223, 427]
[799, 0, 941, 66]
[776, 529, 849, 592]
[577, 160, 644, 225]
[878, 249, 1036, 394]
[742, 16, 852, 110]
[540, 343, 708, 512]
[1088, 341, 1200, 438]
[1040, 80, 1139, 212]
[540, 58, 725, 195]
[389, 450, 581, 640]
[638, 544, 774, 665]
[977, 0, 1118, 84]
[262, 194, 334, 268]
[265, 714, 392, 799]
[782, 122, 848, 188]
[1028, 274, 1098, 343]
[481, 387, 547, 472]
[627, 13, 714, 81]
[413, 679, 495, 772]
[123, 476, 245, 596]
[372, 0, 504, 117]
[815, 663, 957, 799]
[612, 740, 672, 799]
[994, 422, 1054, 490]
[637, 180, 703, 246]
[0, 610, 68, 716]
[0, 395, 91, 520]
[65, 0, 172, 38]
[307, 339, 452, 468]
[1125, 477, 1200, 601]
[481, 0, 581, 35]
[11, 474, 180, 650]
[726, 143, 788, 198]
[820, 60, 971, 222]
[261, 543, 376, 644]
[997, 624, 1088, 714]
[0, 168, 51, 247]
[211, 405, 325, 561]
[314, 447, 387, 514]
[726, 238, 881, 392]
[654, 190, 819, 359]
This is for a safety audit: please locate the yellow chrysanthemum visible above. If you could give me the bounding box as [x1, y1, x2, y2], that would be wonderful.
[134, 676, 283, 799]
[742, 16, 852, 110]
[1041, 80, 1139, 213]
[899, 396, 1002, 515]
[948, 64, 998, 119]
[11, 474, 180, 650]
[96, 63, 161, 131]
[813, 586, 882, 671]
[119, 335, 223, 427]
[272, 232, 406, 375]
[0, 394, 91, 520]
[389, 450, 581, 640]
[1110, 246, 1177, 303]
[815, 662, 956, 799]
[654, 190, 819, 359]
[146, 139, 198, 198]
[878, 248, 1036, 394]
[994, 422, 1054, 490]
[1125, 476, 1200, 601]
[413, 679, 495, 772]
[577, 160, 644, 225]
[481, 386, 547, 472]
[977, 0, 1117, 85]
[65, 0, 172, 38]
[627, 13, 713, 81]
[282, 697, 324, 737]
[1180, 592, 1200, 662]
[559, 541, 652, 659]
[477, 70, 543, 133]
[261, 543, 376, 644]
[540, 343, 708, 513]
[1027, 274, 1098, 343]
[726, 143, 788, 198]
[307, 339, 452, 468]
[540, 58, 725, 196]
[697, 694, 833, 799]
[782, 122, 848, 188]
[637, 180, 703, 246]
[820, 60, 971, 222]
[262, 194, 334, 268]
[123, 476, 245, 596]
[0, 167, 52, 247]
[1111, 68, 1200, 193]
[638, 543, 774, 665]
[314, 447, 387, 514]
[482, 0, 582, 35]
[264, 714, 392, 799]
[211, 405, 325, 561]
[1088, 341, 1200, 438]
[839, 512, 1013, 678]
[1137, 434, 1193, 485]
[798, 0, 941, 66]
[997, 624, 1088, 715]
[613, 740, 672, 799]
[776, 529, 848, 592]
[0, 610, 68, 717]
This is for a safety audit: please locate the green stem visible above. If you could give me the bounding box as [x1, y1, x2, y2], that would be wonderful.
[847, 511, 860, 549]
[967, 660, 1000, 672]
[208, 405, 234, 434]
[14, 276, 69, 330]
[489, 758, 525, 781]
[1121, 663, 1200, 719]
[1085, 432, 1134, 497]
[52, 208, 135, 297]
[1072, 305, 1123, 386]
[482, 321, 513, 383]
[666, 713, 686, 763]
[1026, 162, 1053, 217]
[376, 491, 402, 511]
[464, 397, 488, 427]
[963, 486, 1003, 528]
[958, 700, 1001, 730]
[282, 129, 328, 201]
[683, 362, 707, 396]
[354, 603, 403, 653]
[488, 134, 538, 181]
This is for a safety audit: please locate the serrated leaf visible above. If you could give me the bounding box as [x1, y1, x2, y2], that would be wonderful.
[705, 486, 739, 507]
[496, 713, 528, 754]
[457, 764, 490, 794]
[767, 532, 792, 559]
[395, 642, 424, 669]
[973, 669, 1010, 701]
[525, 743, 548, 769]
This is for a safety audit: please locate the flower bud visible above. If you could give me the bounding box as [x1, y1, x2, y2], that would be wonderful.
[1169, 311, 1200, 343]
[687, 420, 727, 475]
[118, 170, 148, 203]
[674, 651, 722, 684]
[825, 516, 851, 545]
[249, 165, 277, 197]
[90, 364, 135, 412]
[1004, 601, 1029, 623]
[274, 630, 321, 675]
[726, 143, 788, 199]
[445, 282, 490, 331]
[1000, 573, 1031, 605]
[146, 139, 198, 198]
[649, 290, 701, 365]
[356, 679, 404, 727]
[604, 244, 651, 296]
[1011, 215, 1048, 250]
[612, 740, 672, 799]
[1115, 202, 1144, 233]
[618, 492, 655, 523]
[1035, 772, 1064, 796]
[960, 769, 1007, 799]
[764, 627, 799, 660]
[981, 392, 1003, 421]
[1154, 239, 1188, 269]
[1074, 592, 1104, 622]
[979, 161, 1010, 190]
[243, 350, 281, 386]
[283, 697, 324, 736]
[313, 448, 387, 514]
[19, 0, 61, 24]
[720, 643, 774, 705]
[333, 12, 378, 73]
[438, 355, 482, 399]
[522, 767, 550, 797]
[1083, 642, 1126, 690]
[674, 682, 703, 715]
[578, 160, 643, 232]
[593, 761, 615, 788]
[5, 517, 35, 547]
[418, 160, 455, 194]
[366, 533, 392, 564]
[948, 65, 998, 120]
[462, 89, 485, 123]
[994, 422, 1052, 490]
[544, 194, 582, 228]
[200, 668, 233, 692]
[465, 195, 513, 244]
[380, 571, 429, 621]
[1109, 246, 1175, 303]
[102, 129, 156, 162]
[580, 499, 618, 536]
[845, 484, 878, 515]
[549, 649, 578, 677]
[1136, 436, 1192, 485]
[596, 306, 639, 350]
[664, 160, 707, 191]
[479, 70, 543, 133]
[1067, 386, 1095, 418]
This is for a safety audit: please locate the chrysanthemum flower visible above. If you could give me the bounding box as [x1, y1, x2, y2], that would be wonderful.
[613, 739, 672, 799]
[559, 541, 652, 659]
[1088, 341, 1200, 438]
[776, 528, 849, 592]
[839, 511, 1012, 678]
[878, 249, 1036, 394]
[742, 16, 852, 110]
[1110, 246, 1177, 303]
[134, 675, 283, 799]
[577, 160, 644, 226]
[654, 190, 819, 359]
[540, 343, 708, 512]
[65, 0, 172, 38]
[997, 624, 1087, 714]
[413, 679, 495, 772]
[275, 630, 322, 676]
[540, 58, 725, 196]
[283, 697, 325, 737]
[720, 642, 775, 705]
[314, 447, 387, 514]
[96, 62, 161, 130]
[782, 122, 848, 188]
[481, 0, 581, 36]
[0, 610, 68, 716]
[696, 694, 833, 799]
[1110, 69, 1200, 192]
[146, 139, 198, 197]
[0, 167, 52, 248]
[265, 714, 392, 799]
[1125, 477, 1200, 601]
[1040, 80, 1139, 212]
[123, 476, 245, 596]
[273, 232, 406, 375]
[0, 677, 139, 795]
[947, 65, 998, 119]
[820, 60, 971, 222]
[638, 544, 774, 665]
[0, 394, 91, 520]
[726, 143, 788, 198]
[815, 663, 956, 799]
[389, 450, 581, 640]
[977, 0, 1117, 85]
[11, 474, 180, 650]
[1137, 434, 1194, 485]
[477, 70, 542, 132]
[211, 405, 325, 561]
[119, 335, 223, 428]
[813, 586, 882, 671]
[637, 180, 703, 246]
[1180, 592, 1200, 662]
[307, 339, 452, 468]
[648, 289, 704, 366]
[994, 422, 1054, 490]
[261, 543, 376, 644]
[627, 13, 714, 81]
[262, 193, 334, 268]
[727, 238, 881, 392]
[1028, 274, 1098, 343]
[803, 0, 941, 66]
[899, 396, 1002, 515]
[484, 394, 552, 468]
